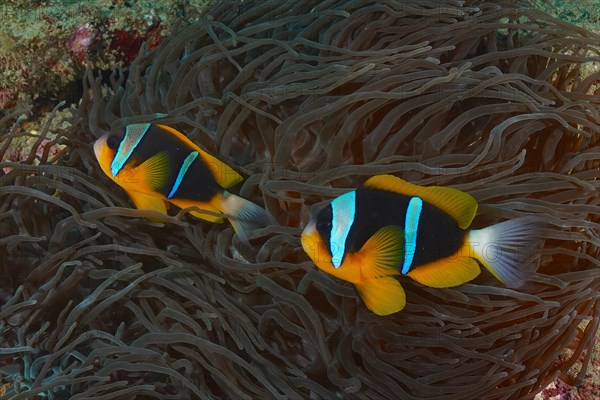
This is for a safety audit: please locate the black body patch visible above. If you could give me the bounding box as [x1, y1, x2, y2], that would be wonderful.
[127, 124, 220, 202]
[345, 187, 466, 271]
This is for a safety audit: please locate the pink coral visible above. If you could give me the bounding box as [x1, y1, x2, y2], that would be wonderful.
[68, 22, 98, 64]
[67, 20, 162, 66]
[109, 24, 162, 64]
[2, 136, 62, 174]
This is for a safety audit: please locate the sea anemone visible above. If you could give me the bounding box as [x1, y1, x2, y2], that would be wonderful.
[1, 0, 599, 398]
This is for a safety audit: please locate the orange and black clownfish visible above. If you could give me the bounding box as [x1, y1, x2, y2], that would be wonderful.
[94, 123, 270, 240]
[301, 175, 540, 316]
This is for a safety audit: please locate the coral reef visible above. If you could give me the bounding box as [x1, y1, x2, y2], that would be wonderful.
[1, 0, 599, 399]
[0, 0, 212, 188]
[535, 324, 600, 399]
[0, 0, 211, 110]
[525, 0, 600, 31]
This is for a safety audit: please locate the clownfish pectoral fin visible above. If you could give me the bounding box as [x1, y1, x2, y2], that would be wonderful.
[219, 192, 272, 242]
[357, 225, 404, 280]
[406, 256, 480, 288]
[363, 175, 478, 229]
[134, 152, 170, 191]
[355, 277, 406, 315]
[127, 190, 169, 215]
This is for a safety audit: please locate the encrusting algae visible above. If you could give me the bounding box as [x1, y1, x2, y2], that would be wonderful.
[1, 1, 599, 399]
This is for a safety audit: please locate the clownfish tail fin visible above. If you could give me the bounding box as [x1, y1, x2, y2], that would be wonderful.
[467, 217, 543, 288]
[220, 192, 272, 241]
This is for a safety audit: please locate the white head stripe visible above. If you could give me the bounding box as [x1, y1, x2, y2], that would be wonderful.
[401, 196, 423, 274]
[330, 191, 356, 268]
[110, 123, 151, 176]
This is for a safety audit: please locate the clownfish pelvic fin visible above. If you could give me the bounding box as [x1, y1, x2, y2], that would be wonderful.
[349, 226, 406, 315]
[127, 190, 169, 215]
[355, 277, 406, 316]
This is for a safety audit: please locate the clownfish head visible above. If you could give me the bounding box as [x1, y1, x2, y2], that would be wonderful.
[302, 217, 334, 276]
[93, 133, 123, 179]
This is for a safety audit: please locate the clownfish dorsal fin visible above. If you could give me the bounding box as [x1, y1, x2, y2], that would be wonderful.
[357, 225, 404, 280]
[355, 277, 406, 316]
[363, 175, 478, 229]
[406, 256, 480, 288]
[127, 190, 169, 215]
[155, 124, 243, 189]
[136, 151, 170, 191]
[193, 148, 243, 189]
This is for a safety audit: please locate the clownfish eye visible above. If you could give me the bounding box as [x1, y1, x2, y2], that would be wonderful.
[317, 220, 331, 233]
[315, 205, 333, 234]
[106, 135, 121, 150]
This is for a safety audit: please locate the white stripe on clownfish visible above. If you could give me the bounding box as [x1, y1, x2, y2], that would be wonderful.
[401, 196, 423, 274]
[330, 191, 356, 268]
[110, 123, 151, 176]
[167, 151, 199, 199]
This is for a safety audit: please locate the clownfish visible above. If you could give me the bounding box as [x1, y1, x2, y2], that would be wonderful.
[93, 123, 270, 240]
[301, 175, 540, 316]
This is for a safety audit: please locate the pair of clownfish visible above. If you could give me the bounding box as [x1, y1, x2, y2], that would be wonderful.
[94, 123, 540, 316]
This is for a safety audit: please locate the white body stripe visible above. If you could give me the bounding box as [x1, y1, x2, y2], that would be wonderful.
[330, 191, 356, 268]
[401, 196, 423, 274]
[167, 151, 198, 199]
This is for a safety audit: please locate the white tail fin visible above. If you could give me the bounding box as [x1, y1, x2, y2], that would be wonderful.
[220, 192, 271, 241]
[467, 217, 542, 288]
